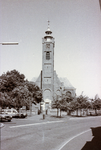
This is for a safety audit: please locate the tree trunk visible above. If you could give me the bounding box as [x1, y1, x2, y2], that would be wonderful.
[30, 101, 32, 116]
[80, 109, 82, 116]
[95, 108, 97, 115]
[67, 110, 70, 115]
[57, 108, 59, 117]
[68, 110, 71, 115]
[76, 109, 78, 116]
[67, 110, 68, 115]
[83, 109, 85, 116]
[40, 102, 41, 112]
[86, 108, 88, 116]
[60, 109, 61, 118]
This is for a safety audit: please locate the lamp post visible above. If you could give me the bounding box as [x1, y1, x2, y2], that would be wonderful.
[0, 41, 19, 111]
[42, 101, 45, 119]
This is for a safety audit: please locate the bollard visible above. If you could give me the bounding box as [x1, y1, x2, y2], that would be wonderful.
[46, 109, 47, 115]
[43, 114, 45, 119]
[43, 110, 45, 119]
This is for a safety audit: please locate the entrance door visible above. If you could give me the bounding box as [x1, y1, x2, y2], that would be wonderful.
[43, 89, 52, 100]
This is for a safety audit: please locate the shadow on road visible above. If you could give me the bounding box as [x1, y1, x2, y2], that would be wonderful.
[81, 126, 101, 150]
[50, 115, 64, 118]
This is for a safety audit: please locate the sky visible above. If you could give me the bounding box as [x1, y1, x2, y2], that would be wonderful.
[0, 0, 101, 98]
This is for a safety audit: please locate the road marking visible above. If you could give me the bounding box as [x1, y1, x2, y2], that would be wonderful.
[58, 129, 91, 150]
[70, 116, 101, 120]
[9, 120, 63, 128]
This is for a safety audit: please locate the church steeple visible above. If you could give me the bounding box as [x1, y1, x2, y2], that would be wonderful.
[45, 20, 52, 35]
[34, 23, 76, 105]
[42, 21, 55, 101]
[44, 21, 53, 39]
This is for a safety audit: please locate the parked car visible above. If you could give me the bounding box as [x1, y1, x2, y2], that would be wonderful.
[18, 112, 27, 118]
[18, 108, 27, 118]
[3, 108, 27, 118]
[0, 111, 12, 122]
[4, 108, 19, 118]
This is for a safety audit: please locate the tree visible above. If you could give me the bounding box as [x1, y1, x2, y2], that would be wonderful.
[67, 95, 90, 116]
[25, 81, 42, 104]
[0, 70, 42, 110]
[74, 95, 90, 116]
[34, 90, 42, 103]
[0, 92, 11, 108]
[59, 99, 69, 117]
[91, 95, 101, 115]
[62, 91, 75, 115]
[52, 91, 74, 117]
[77, 95, 90, 115]
[52, 95, 61, 117]
[66, 98, 78, 115]
[0, 70, 25, 93]
[0, 70, 26, 108]
[11, 85, 31, 110]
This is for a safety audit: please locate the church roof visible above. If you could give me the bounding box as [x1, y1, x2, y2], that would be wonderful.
[31, 77, 37, 82]
[59, 77, 75, 89]
[31, 76, 75, 90]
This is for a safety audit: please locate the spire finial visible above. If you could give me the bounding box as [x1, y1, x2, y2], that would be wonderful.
[47, 20, 50, 30]
[48, 20, 50, 27]
[45, 20, 52, 35]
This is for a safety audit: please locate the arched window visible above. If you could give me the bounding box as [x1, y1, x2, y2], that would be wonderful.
[46, 52, 50, 60]
[44, 89, 51, 100]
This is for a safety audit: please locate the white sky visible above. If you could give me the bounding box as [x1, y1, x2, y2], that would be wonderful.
[0, 0, 101, 98]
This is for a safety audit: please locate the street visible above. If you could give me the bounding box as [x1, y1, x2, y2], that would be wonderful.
[1, 114, 101, 150]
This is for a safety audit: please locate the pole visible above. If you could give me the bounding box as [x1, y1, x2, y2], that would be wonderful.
[30, 100, 32, 116]
[42, 102, 45, 119]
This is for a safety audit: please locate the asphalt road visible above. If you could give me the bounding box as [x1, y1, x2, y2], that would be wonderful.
[1, 115, 101, 150]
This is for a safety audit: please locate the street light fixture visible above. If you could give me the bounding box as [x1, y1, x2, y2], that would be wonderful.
[0, 42, 19, 45]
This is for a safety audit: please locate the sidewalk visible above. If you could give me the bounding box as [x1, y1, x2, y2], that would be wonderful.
[25, 112, 70, 123]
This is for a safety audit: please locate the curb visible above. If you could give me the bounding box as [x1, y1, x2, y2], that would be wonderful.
[0, 123, 4, 128]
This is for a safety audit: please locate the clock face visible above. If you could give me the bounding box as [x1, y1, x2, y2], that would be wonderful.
[46, 44, 50, 48]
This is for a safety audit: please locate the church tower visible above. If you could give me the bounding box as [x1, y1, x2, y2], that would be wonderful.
[42, 21, 55, 101]
[34, 22, 76, 106]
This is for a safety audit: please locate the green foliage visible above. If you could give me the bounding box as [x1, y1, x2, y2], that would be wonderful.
[76, 95, 90, 109]
[0, 92, 11, 108]
[11, 86, 31, 109]
[92, 94, 101, 109]
[0, 70, 25, 92]
[25, 81, 42, 103]
[90, 94, 101, 115]
[0, 70, 42, 109]
[52, 91, 75, 117]
[52, 92, 101, 116]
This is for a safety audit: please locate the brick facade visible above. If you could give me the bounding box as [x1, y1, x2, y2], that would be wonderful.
[35, 25, 76, 104]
